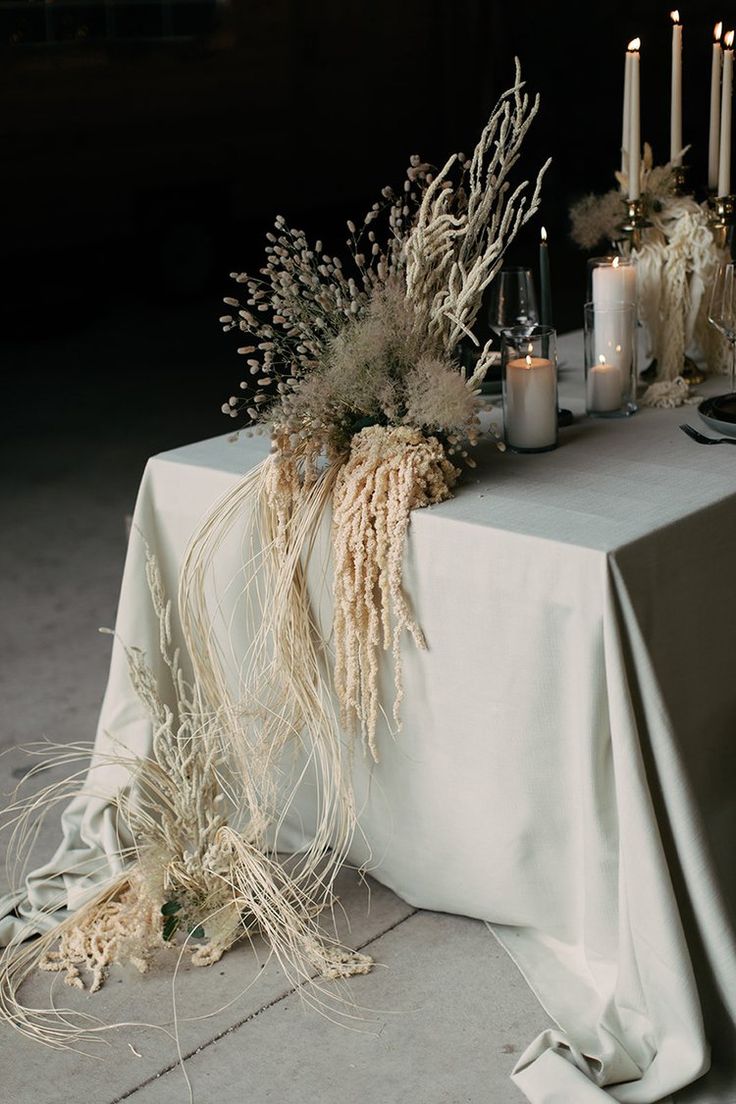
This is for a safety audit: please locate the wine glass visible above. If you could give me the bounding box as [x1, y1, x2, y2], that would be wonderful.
[708, 261, 736, 393]
[488, 267, 539, 338]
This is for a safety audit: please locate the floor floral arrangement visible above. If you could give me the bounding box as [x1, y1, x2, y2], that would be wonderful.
[0, 60, 548, 1057]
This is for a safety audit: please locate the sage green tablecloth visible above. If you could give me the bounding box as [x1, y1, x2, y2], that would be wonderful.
[2, 332, 736, 1103]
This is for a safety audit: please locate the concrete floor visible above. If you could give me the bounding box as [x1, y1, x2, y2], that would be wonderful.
[0, 298, 552, 1103]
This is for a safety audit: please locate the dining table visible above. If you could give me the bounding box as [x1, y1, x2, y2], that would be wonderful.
[2, 330, 735, 1104]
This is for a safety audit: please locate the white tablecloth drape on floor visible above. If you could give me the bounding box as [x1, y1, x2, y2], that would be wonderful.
[2, 332, 736, 1104]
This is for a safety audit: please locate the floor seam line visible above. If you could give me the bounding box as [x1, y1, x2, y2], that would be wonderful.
[108, 906, 420, 1103]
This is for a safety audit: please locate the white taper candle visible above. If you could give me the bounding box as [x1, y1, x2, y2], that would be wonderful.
[709, 24, 723, 192]
[719, 31, 734, 196]
[670, 12, 683, 165]
[628, 40, 641, 201]
[622, 50, 632, 184]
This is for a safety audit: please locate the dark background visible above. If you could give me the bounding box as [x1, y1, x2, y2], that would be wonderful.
[0, 0, 731, 464]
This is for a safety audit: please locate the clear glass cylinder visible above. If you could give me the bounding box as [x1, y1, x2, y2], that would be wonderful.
[584, 301, 638, 418]
[501, 325, 558, 453]
[586, 254, 638, 307]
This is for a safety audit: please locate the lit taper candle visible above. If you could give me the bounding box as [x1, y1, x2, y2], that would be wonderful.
[670, 11, 683, 165]
[719, 30, 734, 196]
[622, 48, 632, 183]
[628, 39, 641, 200]
[539, 226, 552, 327]
[709, 22, 723, 191]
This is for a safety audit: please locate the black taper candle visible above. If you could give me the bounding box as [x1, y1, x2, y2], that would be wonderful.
[539, 226, 553, 327]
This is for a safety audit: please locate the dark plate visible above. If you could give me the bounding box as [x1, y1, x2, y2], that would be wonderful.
[699, 393, 736, 437]
[702, 394, 736, 422]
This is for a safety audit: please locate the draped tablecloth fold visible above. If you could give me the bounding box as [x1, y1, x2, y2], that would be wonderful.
[2, 334, 735, 1103]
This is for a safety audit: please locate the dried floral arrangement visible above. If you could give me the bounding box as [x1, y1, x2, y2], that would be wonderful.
[221, 63, 549, 472]
[212, 56, 549, 758]
[1, 543, 369, 1058]
[570, 143, 728, 399]
[1, 60, 548, 1068]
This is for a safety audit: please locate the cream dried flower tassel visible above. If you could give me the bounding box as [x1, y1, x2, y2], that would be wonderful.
[332, 426, 458, 760]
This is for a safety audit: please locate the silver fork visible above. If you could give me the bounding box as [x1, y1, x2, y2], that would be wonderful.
[679, 423, 736, 446]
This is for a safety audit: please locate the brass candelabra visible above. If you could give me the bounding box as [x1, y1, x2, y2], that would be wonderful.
[617, 196, 652, 252]
[707, 194, 736, 253]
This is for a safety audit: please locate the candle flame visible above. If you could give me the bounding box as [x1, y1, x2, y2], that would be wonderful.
[612, 256, 621, 268]
[715, 21, 723, 41]
[627, 37, 641, 51]
[616, 344, 622, 353]
[598, 354, 607, 365]
[525, 354, 533, 368]
[670, 10, 680, 25]
[541, 225, 547, 242]
[726, 29, 734, 48]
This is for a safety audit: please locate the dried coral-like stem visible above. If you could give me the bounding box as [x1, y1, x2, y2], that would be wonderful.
[405, 58, 550, 377]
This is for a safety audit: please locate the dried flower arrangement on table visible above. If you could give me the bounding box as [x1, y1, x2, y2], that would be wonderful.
[0, 61, 548, 1054]
[570, 143, 728, 405]
[570, 19, 736, 407]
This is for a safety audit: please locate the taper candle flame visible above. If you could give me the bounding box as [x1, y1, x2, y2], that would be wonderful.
[726, 30, 735, 48]
[628, 37, 641, 52]
[670, 10, 680, 25]
[541, 226, 547, 242]
[715, 22, 723, 42]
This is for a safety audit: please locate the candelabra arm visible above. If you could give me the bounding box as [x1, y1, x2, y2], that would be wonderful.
[616, 197, 652, 252]
[708, 194, 736, 254]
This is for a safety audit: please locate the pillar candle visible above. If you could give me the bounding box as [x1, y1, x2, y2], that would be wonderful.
[504, 355, 557, 451]
[709, 23, 723, 191]
[591, 259, 636, 372]
[670, 12, 683, 165]
[592, 257, 637, 307]
[628, 40, 641, 200]
[719, 30, 734, 196]
[588, 355, 623, 413]
[622, 49, 632, 184]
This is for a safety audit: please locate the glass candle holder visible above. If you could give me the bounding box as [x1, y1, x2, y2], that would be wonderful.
[586, 254, 638, 308]
[501, 326, 558, 453]
[584, 301, 638, 418]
